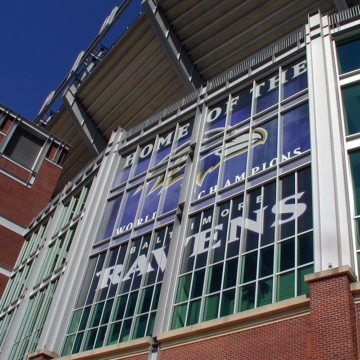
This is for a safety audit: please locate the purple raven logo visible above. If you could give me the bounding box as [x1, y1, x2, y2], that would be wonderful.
[196, 128, 267, 186]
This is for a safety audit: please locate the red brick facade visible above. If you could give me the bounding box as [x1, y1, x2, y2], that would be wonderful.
[0, 273, 8, 298]
[156, 267, 359, 360]
[0, 157, 62, 296]
[0, 159, 62, 228]
[0, 225, 24, 270]
[160, 315, 312, 360]
[307, 271, 358, 359]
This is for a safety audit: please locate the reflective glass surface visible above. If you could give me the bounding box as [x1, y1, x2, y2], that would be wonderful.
[337, 38, 360, 74]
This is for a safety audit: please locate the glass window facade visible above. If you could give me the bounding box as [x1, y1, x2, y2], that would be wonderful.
[62, 226, 172, 354]
[63, 119, 194, 355]
[171, 167, 313, 328]
[96, 120, 193, 243]
[0, 221, 50, 348]
[350, 151, 360, 274]
[62, 58, 313, 350]
[173, 58, 311, 329]
[337, 33, 360, 279]
[0, 180, 92, 359]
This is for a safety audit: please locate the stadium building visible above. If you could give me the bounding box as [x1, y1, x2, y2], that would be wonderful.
[1, 0, 360, 359]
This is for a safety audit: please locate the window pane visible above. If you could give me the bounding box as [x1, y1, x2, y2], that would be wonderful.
[342, 83, 360, 135]
[101, 299, 114, 325]
[134, 143, 152, 176]
[83, 328, 97, 351]
[68, 309, 82, 333]
[337, 38, 360, 74]
[146, 312, 156, 336]
[187, 299, 201, 326]
[203, 294, 220, 321]
[257, 278, 273, 307]
[277, 271, 295, 301]
[204, 100, 227, 139]
[279, 239, 295, 271]
[112, 155, 132, 187]
[153, 131, 173, 166]
[262, 181, 276, 245]
[220, 289, 235, 316]
[239, 283, 255, 311]
[171, 304, 187, 329]
[255, 73, 279, 113]
[244, 188, 261, 252]
[116, 187, 142, 232]
[223, 258, 237, 289]
[298, 265, 313, 295]
[191, 269, 205, 299]
[298, 232, 313, 265]
[355, 219, 360, 250]
[206, 263, 223, 294]
[260, 246, 274, 277]
[250, 121, 278, 172]
[229, 88, 252, 126]
[211, 201, 230, 263]
[138, 286, 153, 314]
[161, 164, 185, 214]
[96, 196, 122, 241]
[350, 151, 360, 215]
[62, 335, 75, 356]
[139, 179, 161, 221]
[221, 133, 248, 188]
[297, 167, 313, 232]
[283, 60, 307, 99]
[282, 103, 310, 157]
[175, 121, 193, 149]
[73, 332, 84, 353]
[79, 307, 91, 331]
[95, 326, 106, 348]
[176, 274, 191, 302]
[194, 150, 220, 199]
[113, 295, 128, 321]
[119, 319, 131, 342]
[280, 174, 295, 239]
[107, 322, 121, 345]
[4, 127, 43, 169]
[133, 315, 147, 339]
[241, 251, 257, 283]
[89, 302, 104, 328]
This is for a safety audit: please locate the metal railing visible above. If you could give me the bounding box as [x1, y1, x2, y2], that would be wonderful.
[330, 4, 360, 28]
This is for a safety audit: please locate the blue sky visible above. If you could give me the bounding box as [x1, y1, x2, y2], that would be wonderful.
[0, 1, 140, 121]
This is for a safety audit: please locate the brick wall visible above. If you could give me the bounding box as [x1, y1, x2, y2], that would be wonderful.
[0, 273, 8, 298]
[0, 225, 24, 270]
[0, 159, 62, 227]
[307, 271, 358, 359]
[160, 314, 312, 360]
[157, 267, 360, 360]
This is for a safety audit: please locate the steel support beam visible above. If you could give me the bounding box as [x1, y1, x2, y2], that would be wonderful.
[142, 0, 202, 92]
[64, 86, 107, 156]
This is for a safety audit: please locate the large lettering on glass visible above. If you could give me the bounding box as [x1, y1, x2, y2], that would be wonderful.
[186, 191, 308, 261]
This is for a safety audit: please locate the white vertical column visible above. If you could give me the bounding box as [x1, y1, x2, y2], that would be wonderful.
[39, 129, 124, 353]
[306, 11, 353, 271]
